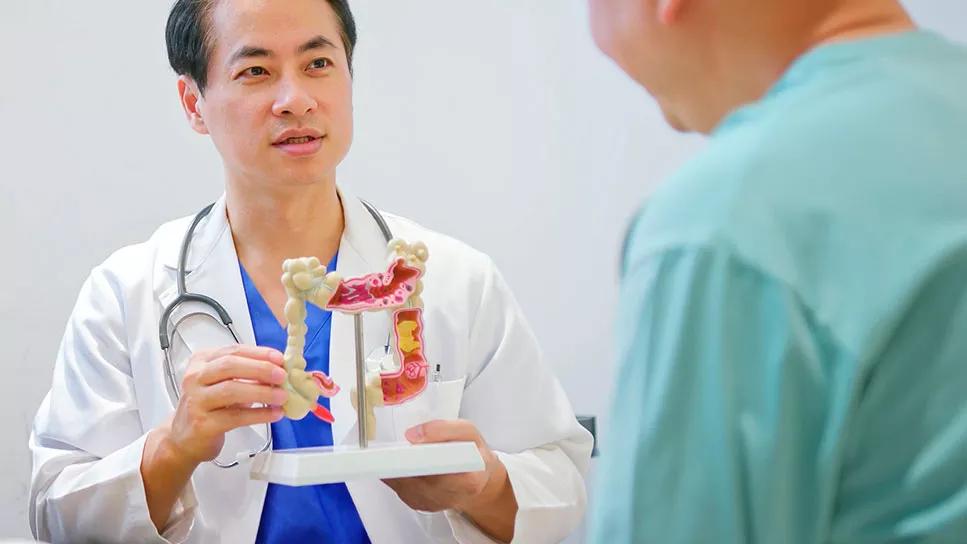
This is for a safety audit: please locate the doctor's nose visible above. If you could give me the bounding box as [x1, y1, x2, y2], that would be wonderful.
[272, 80, 318, 118]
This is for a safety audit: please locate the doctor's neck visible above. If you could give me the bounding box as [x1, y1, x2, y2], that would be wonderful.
[225, 178, 344, 270]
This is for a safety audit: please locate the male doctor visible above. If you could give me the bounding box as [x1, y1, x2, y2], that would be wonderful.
[29, 0, 591, 542]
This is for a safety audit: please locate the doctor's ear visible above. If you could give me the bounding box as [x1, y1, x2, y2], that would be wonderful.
[177, 76, 209, 135]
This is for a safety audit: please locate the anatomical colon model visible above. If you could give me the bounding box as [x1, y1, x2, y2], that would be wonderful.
[279, 240, 430, 438]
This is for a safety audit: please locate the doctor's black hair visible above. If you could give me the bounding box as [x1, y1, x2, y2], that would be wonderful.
[165, 0, 357, 94]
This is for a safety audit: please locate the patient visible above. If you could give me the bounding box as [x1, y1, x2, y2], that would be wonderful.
[585, 0, 967, 541]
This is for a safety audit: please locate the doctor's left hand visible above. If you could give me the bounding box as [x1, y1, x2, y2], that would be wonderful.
[382, 419, 518, 542]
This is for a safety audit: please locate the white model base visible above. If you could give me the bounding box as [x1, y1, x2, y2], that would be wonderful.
[250, 441, 485, 486]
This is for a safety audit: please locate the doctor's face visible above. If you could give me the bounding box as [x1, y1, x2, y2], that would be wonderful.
[183, 0, 354, 188]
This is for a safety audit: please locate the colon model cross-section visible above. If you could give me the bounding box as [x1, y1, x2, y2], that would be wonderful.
[280, 240, 431, 431]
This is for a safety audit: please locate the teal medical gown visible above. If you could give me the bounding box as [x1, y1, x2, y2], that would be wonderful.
[589, 31, 967, 543]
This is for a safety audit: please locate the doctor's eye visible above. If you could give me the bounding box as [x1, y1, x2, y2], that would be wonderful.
[308, 58, 332, 71]
[238, 66, 269, 79]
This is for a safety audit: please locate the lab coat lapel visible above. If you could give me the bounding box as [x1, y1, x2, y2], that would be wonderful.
[329, 188, 393, 446]
[158, 195, 264, 442]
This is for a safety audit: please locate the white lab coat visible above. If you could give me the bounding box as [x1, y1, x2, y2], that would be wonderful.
[29, 188, 592, 544]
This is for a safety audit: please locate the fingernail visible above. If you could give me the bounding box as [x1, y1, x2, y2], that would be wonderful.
[405, 425, 424, 443]
[272, 368, 287, 384]
[268, 350, 284, 364]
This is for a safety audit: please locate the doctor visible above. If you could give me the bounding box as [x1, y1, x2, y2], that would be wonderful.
[29, 0, 592, 542]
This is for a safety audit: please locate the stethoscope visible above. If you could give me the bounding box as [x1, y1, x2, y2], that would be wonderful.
[159, 199, 394, 468]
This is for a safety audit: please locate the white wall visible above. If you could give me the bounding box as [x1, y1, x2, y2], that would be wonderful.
[0, 0, 963, 540]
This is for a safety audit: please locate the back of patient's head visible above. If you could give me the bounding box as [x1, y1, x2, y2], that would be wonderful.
[588, 0, 912, 132]
[165, 0, 357, 94]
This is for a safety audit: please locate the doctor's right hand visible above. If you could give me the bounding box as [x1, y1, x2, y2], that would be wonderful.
[164, 345, 288, 465]
[142, 345, 287, 531]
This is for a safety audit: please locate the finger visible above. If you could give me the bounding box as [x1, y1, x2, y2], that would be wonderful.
[209, 406, 284, 433]
[405, 419, 481, 445]
[385, 474, 449, 488]
[383, 475, 433, 487]
[195, 356, 288, 386]
[402, 471, 480, 492]
[210, 345, 285, 366]
[200, 381, 288, 411]
[380, 479, 445, 513]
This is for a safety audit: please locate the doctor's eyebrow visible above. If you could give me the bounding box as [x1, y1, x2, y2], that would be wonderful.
[298, 35, 338, 54]
[229, 45, 272, 64]
[228, 35, 339, 65]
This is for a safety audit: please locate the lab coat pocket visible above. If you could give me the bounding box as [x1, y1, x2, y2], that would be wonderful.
[383, 377, 466, 442]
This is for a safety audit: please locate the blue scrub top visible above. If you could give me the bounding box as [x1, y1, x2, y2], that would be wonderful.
[240, 254, 371, 544]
